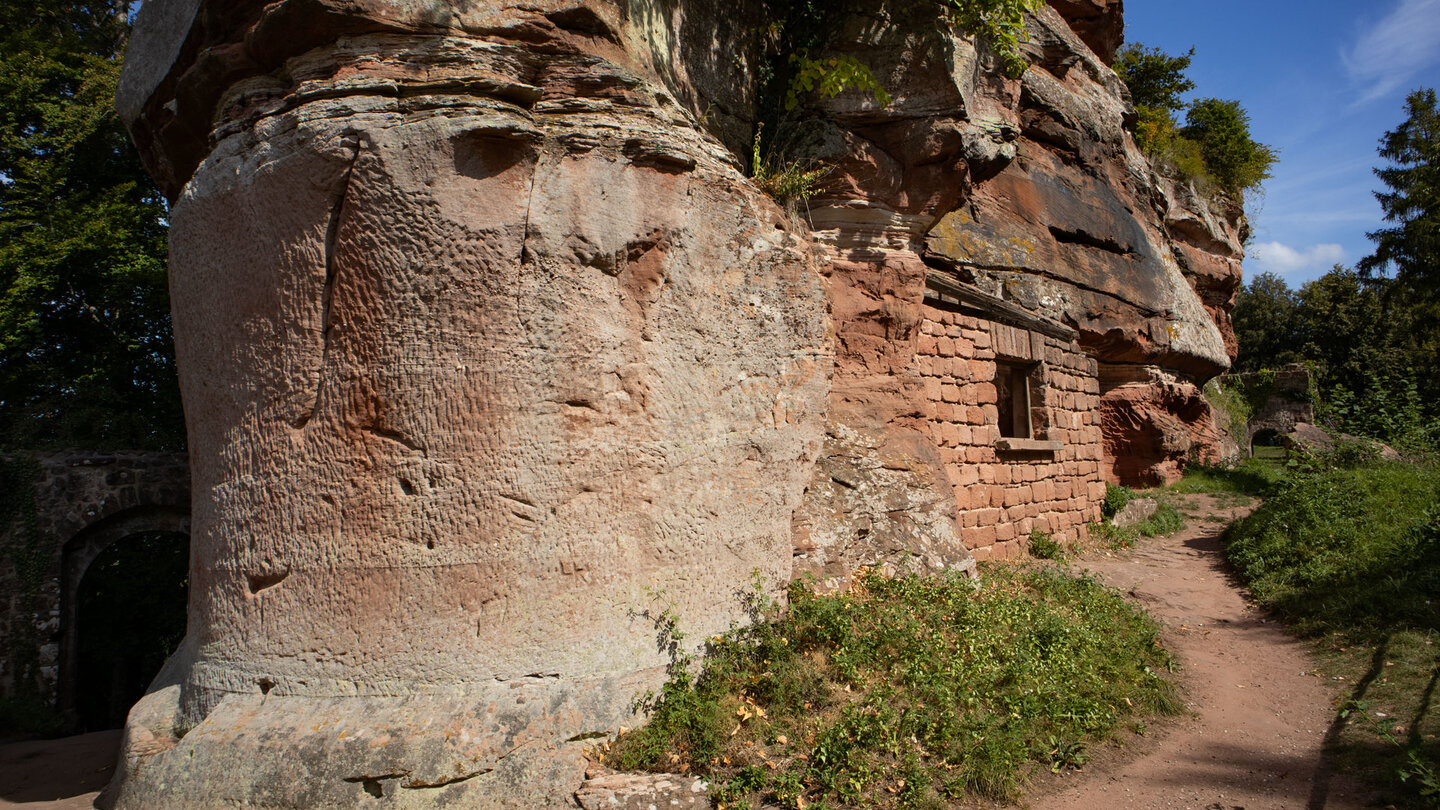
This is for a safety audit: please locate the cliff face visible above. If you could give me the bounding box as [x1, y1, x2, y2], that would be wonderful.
[113, 0, 1242, 804]
[916, 4, 1246, 484]
[115, 2, 830, 807]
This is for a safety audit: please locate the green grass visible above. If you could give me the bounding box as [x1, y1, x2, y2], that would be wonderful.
[1166, 457, 1283, 497]
[607, 568, 1182, 809]
[1224, 459, 1440, 807]
[1086, 501, 1186, 550]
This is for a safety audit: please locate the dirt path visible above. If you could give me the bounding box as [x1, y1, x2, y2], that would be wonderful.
[0, 729, 117, 809]
[1032, 493, 1373, 810]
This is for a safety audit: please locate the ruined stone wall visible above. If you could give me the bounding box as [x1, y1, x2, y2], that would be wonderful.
[915, 306, 1104, 561]
[0, 452, 188, 710]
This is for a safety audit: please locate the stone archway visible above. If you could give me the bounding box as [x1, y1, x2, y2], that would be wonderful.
[0, 451, 188, 715]
[57, 505, 190, 725]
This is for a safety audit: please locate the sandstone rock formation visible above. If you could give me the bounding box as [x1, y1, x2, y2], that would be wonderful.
[114, 0, 1244, 804]
[918, 6, 1245, 484]
[114, 2, 828, 806]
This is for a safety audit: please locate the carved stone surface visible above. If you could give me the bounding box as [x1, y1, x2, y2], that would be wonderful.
[114, 2, 828, 806]
[114, 0, 1247, 803]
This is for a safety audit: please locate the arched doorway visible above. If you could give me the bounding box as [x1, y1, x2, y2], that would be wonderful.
[58, 507, 190, 729]
[1250, 428, 1286, 460]
[73, 531, 189, 730]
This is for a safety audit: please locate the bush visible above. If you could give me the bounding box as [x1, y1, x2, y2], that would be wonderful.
[1224, 462, 1440, 637]
[1112, 44, 1195, 113]
[609, 568, 1181, 807]
[1182, 98, 1277, 195]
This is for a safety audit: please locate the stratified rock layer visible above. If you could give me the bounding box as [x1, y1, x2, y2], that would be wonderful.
[114, 0, 1247, 804]
[113, 2, 828, 806]
[916, 6, 1243, 484]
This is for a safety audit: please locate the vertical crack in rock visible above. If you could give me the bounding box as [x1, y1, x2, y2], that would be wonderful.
[294, 133, 362, 430]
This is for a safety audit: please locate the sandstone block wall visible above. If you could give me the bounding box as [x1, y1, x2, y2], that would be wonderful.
[915, 305, 1104, 561]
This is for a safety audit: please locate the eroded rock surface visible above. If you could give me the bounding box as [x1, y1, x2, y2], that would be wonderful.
[114, 2, 828, 806]
[918, 7, 1243, 485]
[114, 0, 1247, 804]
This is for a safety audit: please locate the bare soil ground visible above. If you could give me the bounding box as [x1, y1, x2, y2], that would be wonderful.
[0, 729, 116, 809]
[1027, 493, 1376, 810]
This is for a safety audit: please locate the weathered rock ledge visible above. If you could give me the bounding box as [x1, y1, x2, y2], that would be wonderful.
[110, 0, 1244, 805]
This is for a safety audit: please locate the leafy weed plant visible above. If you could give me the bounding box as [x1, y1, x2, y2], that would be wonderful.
[606, 567, 1181, 809]
[1102, 483, 1134, 518]
[1027, 529, 1063, 560]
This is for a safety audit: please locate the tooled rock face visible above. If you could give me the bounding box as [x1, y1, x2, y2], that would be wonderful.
[113, 1, 828, 806]
[114, 0, 1243, 803]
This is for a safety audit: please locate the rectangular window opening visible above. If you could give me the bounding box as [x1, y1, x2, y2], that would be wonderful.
[995, 361, 1036, 439]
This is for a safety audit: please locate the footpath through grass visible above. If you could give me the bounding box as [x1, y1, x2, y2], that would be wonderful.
[605, 568, 1181, 810]
[1223, 456, 1440, 807]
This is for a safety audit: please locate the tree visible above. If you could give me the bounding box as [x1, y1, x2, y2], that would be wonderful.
[0, 2, 181, 450]
[1112, 45, 1274, 197]
[1182, 98, 1277, 195]
[1231, 271, 1300, 372]
[1112, 44, 1195, 113]
[1358, 88, 1440, 299]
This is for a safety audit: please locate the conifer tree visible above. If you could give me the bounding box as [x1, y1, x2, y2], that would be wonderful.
[1359, 88, 1440, 300]
[0, 2, 181, 450]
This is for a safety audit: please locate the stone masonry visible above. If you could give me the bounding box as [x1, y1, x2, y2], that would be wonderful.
[0, 451, 189, 715]
[916, 292, 1104, 561]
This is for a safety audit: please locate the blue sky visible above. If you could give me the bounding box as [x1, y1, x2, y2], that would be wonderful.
[1122, 0, 1440, 287]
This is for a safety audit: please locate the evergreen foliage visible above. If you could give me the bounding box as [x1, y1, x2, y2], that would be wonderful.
[1358, 88, 1440, 300]
[0, 2, 181, 451]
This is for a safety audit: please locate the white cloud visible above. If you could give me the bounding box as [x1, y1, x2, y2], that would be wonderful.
[1343, 0, 1440, 104]
[1249, 242, 1347, 275]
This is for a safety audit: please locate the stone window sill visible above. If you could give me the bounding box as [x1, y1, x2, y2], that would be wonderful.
[995, 438, 1063, 453]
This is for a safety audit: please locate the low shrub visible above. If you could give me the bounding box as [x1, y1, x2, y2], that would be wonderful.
[1027, 529, 1062, 560]
[1102, 483, 1134, 518]
[1138, 503, 1183, 537]
[608, 567, 1181, 808]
